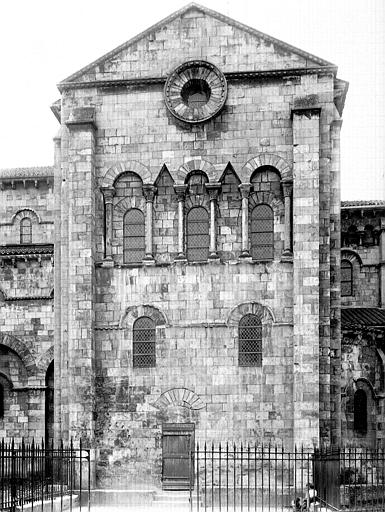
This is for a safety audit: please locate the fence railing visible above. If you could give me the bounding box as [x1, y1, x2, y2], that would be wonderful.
[0, 439, 90, 512]
[190, 444, 385, 512]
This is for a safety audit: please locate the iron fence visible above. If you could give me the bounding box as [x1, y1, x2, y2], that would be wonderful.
[190, 444, 385, 512]
[0, 439, 90, 512]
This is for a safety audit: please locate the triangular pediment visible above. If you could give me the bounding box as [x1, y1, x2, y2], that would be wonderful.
[59, 3, 335, 89]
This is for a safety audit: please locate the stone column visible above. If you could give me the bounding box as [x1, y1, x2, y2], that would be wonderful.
[101, 187, 115, 265]
[239, 183, 252, 258]
[330, 119, 343, 445]
[292, 107, 321, 448]
[281, 179, 293, 260]
[205, 182, 221, 260]
[64, 107, 96, 451]
[53, 132, 62, 441]
[143, 184, 157, 263]
[174, 185, 188, 260]
[380, 219, 385, 308]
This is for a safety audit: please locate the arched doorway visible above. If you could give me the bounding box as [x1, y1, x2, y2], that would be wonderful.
[45, 361, 54, 445]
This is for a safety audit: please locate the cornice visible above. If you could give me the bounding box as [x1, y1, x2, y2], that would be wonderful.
[3, 295, 53, 302]
[58, 66, 337, 92]
[0, 245, 54, 265]
[0, 244, 54, 256]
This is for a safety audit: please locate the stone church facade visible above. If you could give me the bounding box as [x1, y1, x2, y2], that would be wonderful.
[1, 3, 383, 488]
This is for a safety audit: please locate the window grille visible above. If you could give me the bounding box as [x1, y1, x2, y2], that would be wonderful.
[133, 316, 156, 368]
[123, 209, 145, 264]
[250, 204, 274, 260]
[186, 207, 209, 262]
[354, 389, 367, 433]
[341, 259, 353, 296]
[20, 217, 32, 244]
[239, 314, 262, 367]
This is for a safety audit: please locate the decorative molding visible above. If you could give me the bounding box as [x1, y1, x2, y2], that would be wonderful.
[341, 248, 363, 267]
[153, 387, 205, 411]
[95, 325, 122, 330]
[120, 304, 168, 328]
[242, 154, 292, 181]
[227, 301, 275, 326]
[164, 60, 227, 124]
[58, 66, 338, 93]
[291, 107, 321, 119]
[0, 333, 38, 377]
[101, 161, 152, 188]
[3, 295, 53, 302]
[0, 244, 54, 264]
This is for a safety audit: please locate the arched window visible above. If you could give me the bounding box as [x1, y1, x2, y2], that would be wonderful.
[363, 225, 374, 246]
[0, 383, 4, 418]
[239, 314, 262, 367]
[354, 389, 368, 433]
[186, 207, 209, 262]
[20, 217, 32, 244]
[341, 259, 353, 297]
[346, 225, 359, 246]
[133, 316, 156, 368]
[123, 209, 145, 264]
[250, 204, 274, 261]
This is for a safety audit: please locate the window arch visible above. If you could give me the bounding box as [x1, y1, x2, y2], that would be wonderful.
[123, 209, 145, 264]
[20, 217, 32, 244]
[341, 259, 353, 297]
[354, 389, 368, 433]
[250, 204, 274, 260]
[186, 207, 209, 262]
[133, 316, 156, 368]
[238, 314, 262, 367]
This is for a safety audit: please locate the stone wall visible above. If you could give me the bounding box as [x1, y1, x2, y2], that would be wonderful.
[0, 177, 55, 442]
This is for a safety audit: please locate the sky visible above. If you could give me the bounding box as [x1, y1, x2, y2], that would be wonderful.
[0, 0, 383, 200]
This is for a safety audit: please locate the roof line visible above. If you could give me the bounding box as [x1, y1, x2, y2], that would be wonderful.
[59, 2, 336, 86]
[58, 65, 337, 92]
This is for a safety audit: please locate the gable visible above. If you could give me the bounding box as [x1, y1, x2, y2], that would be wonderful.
[59, 3, 335, 88]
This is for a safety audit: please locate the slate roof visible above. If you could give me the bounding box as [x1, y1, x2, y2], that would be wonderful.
[341, 200, 385, 209]
[0, 167, 54, 180]
[342, 308, 385, 328]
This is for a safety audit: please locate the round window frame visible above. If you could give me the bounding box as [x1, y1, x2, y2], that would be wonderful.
[164, 60, 227, 124]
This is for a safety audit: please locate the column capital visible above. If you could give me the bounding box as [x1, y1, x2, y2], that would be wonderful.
[331, 119, 343, 130]
[238, 183, 251, 199]
[65, 107, 97, 131]
[174, 184, 188, 201]
[101, 186, 116, 203]
[143, 184, 157, 202]
[281, 179, 293, 197]
[205, 182, 221, 201]
[291, 107, 321, 119]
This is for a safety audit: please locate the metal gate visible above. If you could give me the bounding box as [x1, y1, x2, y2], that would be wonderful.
[0, 439, 90, 512]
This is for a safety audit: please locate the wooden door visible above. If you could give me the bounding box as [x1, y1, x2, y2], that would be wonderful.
[162, 423, 195, 490]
